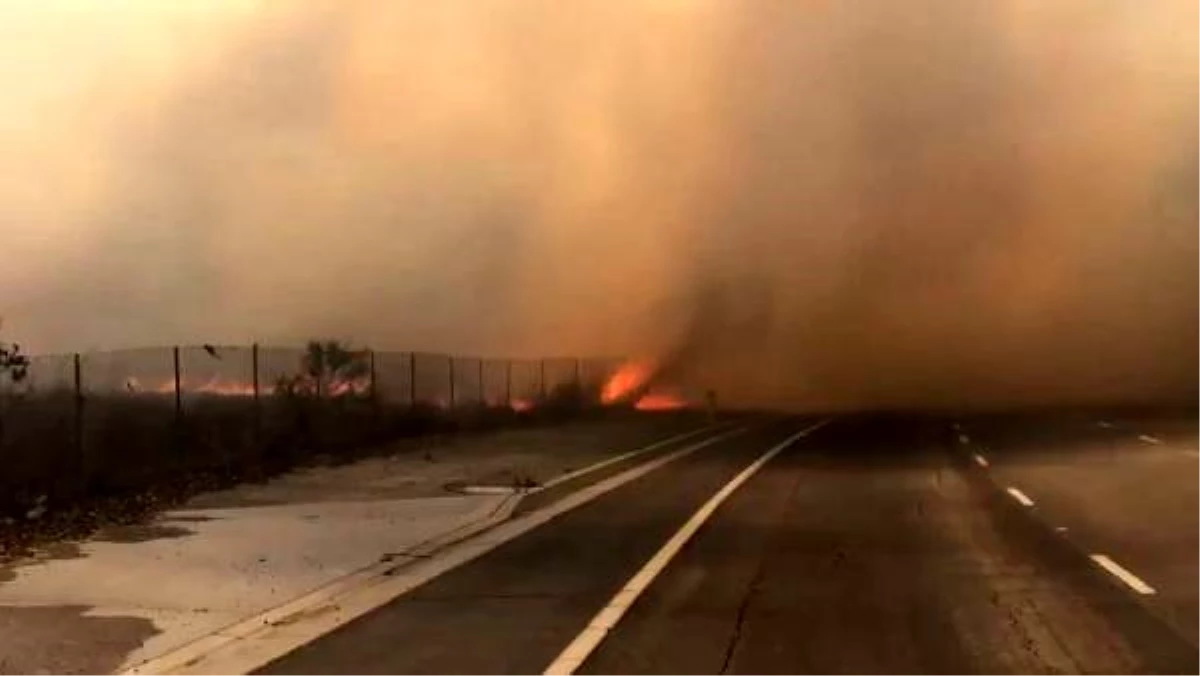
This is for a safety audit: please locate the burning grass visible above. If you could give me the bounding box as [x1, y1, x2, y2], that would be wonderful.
[601, 359, 691, 412]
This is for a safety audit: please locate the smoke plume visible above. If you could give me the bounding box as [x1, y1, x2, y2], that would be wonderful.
[1, 1, 1195, 410]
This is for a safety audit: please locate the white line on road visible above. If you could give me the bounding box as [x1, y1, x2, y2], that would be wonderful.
[1138, 434, 1162, 445]
[1006, 487, 1034, 507]
[124, 424, 757, 676]
[973, 453, 989, 468]
[1097, 420, 1114, 429]
[464, 425, 730, 496]
[1090, 554, 1156, 595]
[957, 433, 970, 445]
[460, 485, 522, 495]
[538, 425, 724, 491]
[543, 419, 831, 676]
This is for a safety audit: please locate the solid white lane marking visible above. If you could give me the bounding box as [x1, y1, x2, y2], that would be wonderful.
[543, 419, 831, 676]
[1090, 554, 1156, 595]
[460, 485, 521, 495]
[957, 433, 970, 445]
[973, 453, 989, 468]
[124, 424, 757, 675]
[1137, 434, 1162, 445]
[539, 424, 725, 491]
[464, 426, 731, 496]
[1006, 487, 1034, 507]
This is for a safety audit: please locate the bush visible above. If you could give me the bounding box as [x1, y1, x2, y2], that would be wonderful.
[0, 335, 31, 435]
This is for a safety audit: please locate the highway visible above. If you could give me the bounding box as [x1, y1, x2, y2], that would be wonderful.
[253, 412, 1197, 674]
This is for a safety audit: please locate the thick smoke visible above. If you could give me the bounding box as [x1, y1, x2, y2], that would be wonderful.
[1, 1, 1195, 410]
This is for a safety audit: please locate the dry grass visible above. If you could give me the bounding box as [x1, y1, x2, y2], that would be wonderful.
[0, 380, 610, 523]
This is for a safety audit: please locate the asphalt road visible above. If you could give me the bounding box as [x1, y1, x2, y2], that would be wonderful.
[259, 412, 1198, 674]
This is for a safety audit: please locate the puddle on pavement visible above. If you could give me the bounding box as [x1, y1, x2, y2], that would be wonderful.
[0, 604, 158, 674]
[0, 541, 84, 584]
[163, 514, 219, 523]
[2, 521, 196, 585]
[93, 523, 194, 544]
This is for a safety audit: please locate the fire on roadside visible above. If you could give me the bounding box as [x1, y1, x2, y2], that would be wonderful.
[633, 390, 687, 411]
[123, 375, 372, 397]
[118, 358, 690, 412]
[599, 359, 655, 404]
[601, 359, 688, 411]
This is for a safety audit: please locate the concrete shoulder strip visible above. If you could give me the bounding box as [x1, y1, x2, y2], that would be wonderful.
[123, 424, 753, 676]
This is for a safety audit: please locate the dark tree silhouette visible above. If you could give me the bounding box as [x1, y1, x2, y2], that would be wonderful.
[0, 331, 30, 449]
[276, 340, 370, 399]
[0, 341, 28, 384]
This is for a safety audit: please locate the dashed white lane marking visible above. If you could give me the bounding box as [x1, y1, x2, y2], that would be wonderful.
[1137, 434, 1162, 445]
[1097, 420, 1114, 429]
[951, 422, 962, 432]
[543, 419, 831, 676]
[1006, 487, 1035, 507]
[1055, 526, 1068, 533]
[1090, 554, 1156, 595]
[124, 424, 757, 676]
[973, 453, 989, 468]
[957, 433, 970, 445]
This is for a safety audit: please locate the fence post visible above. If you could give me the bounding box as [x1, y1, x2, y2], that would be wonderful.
[315, 358, 323, 399]
[251, 343, 261, 451]
[172, 346, 182, 418]
[368, 349, 378, 401]
[505, 359, 512, 408]
[73, 352, 84, 480]
[172, 346, 183, 463]
[252, 343, 261, 400]
[409, 352, 417, 408]
[368, 349, 380, 431]
[448, 356, 456, 410]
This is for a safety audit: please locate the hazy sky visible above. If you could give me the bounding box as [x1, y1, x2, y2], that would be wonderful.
[1, 1, 1195, 409]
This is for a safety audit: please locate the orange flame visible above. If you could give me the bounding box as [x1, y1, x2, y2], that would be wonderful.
[600, 360, 656, 404]
[601, 359, 689, 411]
[633, 391, 687, 411]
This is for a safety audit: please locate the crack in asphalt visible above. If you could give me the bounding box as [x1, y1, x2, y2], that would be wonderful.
[719, 462, 805, 674]
[720, 559, 765, 674]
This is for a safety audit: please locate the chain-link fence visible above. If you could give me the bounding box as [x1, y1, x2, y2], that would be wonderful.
[0, 344, 622, 502]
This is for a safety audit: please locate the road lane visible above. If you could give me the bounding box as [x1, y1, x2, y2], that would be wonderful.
[247, 412, 1197, 674]
[258, 419, 816, 674]
[579, 416, 1197, 674]
[961, 411, 1199, 640]
[547, 421, 829, 675]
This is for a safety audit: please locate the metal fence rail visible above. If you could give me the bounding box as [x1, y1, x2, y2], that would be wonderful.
[0, 344, 621, 501]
